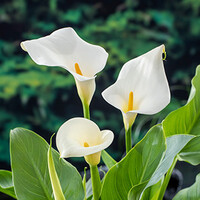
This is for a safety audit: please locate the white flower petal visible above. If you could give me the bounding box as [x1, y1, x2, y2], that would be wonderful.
[102, 45, 170, 115]
[102, 79, 130, 112]
[56, 118, 114, 158]
[21, 27, 108, 77]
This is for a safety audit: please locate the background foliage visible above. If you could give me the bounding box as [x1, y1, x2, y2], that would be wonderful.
[0, 0, 200, 198]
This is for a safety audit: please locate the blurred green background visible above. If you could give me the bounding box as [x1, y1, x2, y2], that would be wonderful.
[0, 0, 200, 198]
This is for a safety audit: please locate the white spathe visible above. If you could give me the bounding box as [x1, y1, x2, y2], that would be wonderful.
[102, 45, 170, 129]
[21, 27, 108, 105]
[56, 118, 114, 166]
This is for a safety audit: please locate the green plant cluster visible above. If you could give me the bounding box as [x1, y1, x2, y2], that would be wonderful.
[0, 64, 200, 200]
[0, 0, 200, 167]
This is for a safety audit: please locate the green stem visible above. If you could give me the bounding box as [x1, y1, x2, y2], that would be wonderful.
[90, 165, 101, 200]
[158, 157, 178, 200]
[125, 127, 132, 154]
[82, 101, 90, 119]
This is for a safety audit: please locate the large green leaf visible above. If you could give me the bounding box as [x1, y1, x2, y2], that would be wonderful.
[163, 65, 200, 137]
[10, 128, 84, 200]
[128, 134, 194, 200]
[173, 173, 200, 200]
[101, 124, 166, 200]
[0, 170, 16, 199]
[162, 65, 200, 165]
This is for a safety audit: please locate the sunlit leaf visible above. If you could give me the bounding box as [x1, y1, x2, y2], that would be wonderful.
[101, 124, 166, 199]
[128, 134, 193, 200]
[178, 136, 200, 165]
[163, 65, 200, 165]
[0, 170, 16, 199]
[10, 128, 84, 200]
[163, 65, 200, 137]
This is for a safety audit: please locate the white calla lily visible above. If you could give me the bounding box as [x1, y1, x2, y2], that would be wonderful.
[102, 44, 170, 130]
[21, 27, 108, 116]
[56, 117, 114, 166]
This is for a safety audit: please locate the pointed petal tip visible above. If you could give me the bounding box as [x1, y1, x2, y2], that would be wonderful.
[161, 44, 165, 51]
[65, 27, 74, 31]
[101, 87, 110, 101]
[51, 27, 76, 35]
[20, 42, 27, 51]
[101, 90, 106, 98]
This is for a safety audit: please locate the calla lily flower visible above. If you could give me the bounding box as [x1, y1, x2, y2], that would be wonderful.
[21, 27, 108, 112]
[56, 117, 114, 166]
[102, 45, 170, 130]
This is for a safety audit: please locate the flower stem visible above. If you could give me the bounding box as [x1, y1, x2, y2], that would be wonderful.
[158, 157, 178, 199]
[90, 165, 101, 200]
[125, 126, 132, 154]
[82, 101, 90, 119]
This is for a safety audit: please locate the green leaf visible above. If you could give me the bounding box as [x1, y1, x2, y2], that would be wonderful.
[48, 134, 65, 200]
[163, 65, 200, 137]
[87, 196, 92, 200]
[173, 173, 200, 200]
[128, 134, 193, 200]
[86, 178, 93, 199]
[140, 179, 163, 200]
[162, 65, 200, 165]
[0, 170, 16, 199]
[101, 124, 166, 200]
[128, 181, 149, 200]
[178, 136, 200, 165]
[101, 150, 117, 169]
[10, 128, 84, 200]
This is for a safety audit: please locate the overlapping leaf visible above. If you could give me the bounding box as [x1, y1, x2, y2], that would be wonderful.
[163, 65, 200, 137]
[173, 173, 200, 200]
[10, 128, 84, 200]
[101, 124, 166, 200]
[0, 170, 16, 199]
[162, 65, 200, 165]
[128, 134, 194, 200]
[178, 136, 200, 165]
